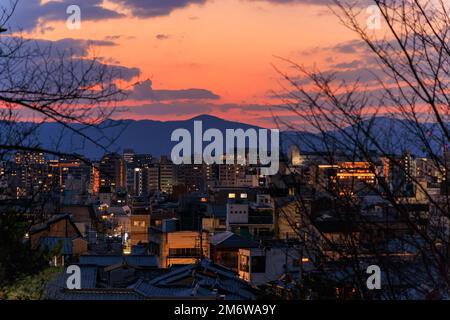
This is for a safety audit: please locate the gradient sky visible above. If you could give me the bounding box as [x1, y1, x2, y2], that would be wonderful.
[4, 0, 373, 127]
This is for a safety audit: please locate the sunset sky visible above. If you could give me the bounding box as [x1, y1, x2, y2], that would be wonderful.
[4, 0, 373, 127]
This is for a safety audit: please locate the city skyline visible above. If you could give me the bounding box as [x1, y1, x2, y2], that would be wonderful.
[0, 0, 449, 304]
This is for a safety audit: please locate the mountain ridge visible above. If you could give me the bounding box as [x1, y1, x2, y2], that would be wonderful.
[8, 114, 447, 159]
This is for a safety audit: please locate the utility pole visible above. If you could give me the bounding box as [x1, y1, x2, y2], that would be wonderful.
[284, 232, 289, 300]
[198, 217, 203, 262]
[284, 232, 289, 275]
[299, 230, 304, 289]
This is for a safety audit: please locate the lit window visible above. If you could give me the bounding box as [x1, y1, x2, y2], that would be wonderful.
[240, 193, 247, 198]
[133, 221, 146, 227]
[228, 193, 236, 199]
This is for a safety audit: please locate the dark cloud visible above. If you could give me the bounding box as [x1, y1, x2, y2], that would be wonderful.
[117, 101, 270, 119]
[2, 0, 341, 31]
[129, 80, 220, 101]
[286, 39, 392, 88]
[275, 66, 389, 97]
[249, 0, 332, 4]
[31, 38, 117, 57]
[109, 0, 207, 18]
[111, 0, 338, 19]
[104, 35, 124, 41]
[326, 67, 384, 83]
[333, 40, 369, 54]
[215, 103, 273, 112]
[0, 36, 140, 97]
[119, 102, 214, 117]
[155, 34, 171, 40]
[4, 0, 124, 31]
[333, 60, 360, 69]
[300, 39, 370, 57]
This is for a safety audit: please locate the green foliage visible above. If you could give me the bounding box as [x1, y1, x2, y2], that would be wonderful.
[0, 267, 63, 300]
[0, 212, 49, 286]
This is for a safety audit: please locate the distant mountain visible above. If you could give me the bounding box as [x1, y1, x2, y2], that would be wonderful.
[32, 115, 263, 159]
[283, 116, 448, 156]
[16, 114, 448, 159]
[332, 116, 448, 156]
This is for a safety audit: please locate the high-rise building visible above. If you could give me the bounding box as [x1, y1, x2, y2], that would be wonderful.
[123, 149, 135, 164]
[134, 154, 153, 167]
[159, 156, 174, 194]
[133, 167, 150, 197]
[147, 165, 160, 193]
[218, 164, 245, 187]
[388, 152, 416, 197]
[48, 156, 92, 194]
[124, 152, 154, 196]
[15, 151, 46, 165]
[99, 153, 127, 193]
[14, 151, 48, 197]
[176, 164, 208, 193]
[90, 164, 100, 194]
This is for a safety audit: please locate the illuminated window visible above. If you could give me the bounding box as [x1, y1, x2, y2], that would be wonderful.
[228, 193, 236, 199]
[240, 193, 247, 199]
[133, 221, 146, 227]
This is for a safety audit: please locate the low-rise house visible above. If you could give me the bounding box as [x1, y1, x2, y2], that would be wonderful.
[130, 210, 151, 247]
[60, 204, 96, 236]
[211, 231, 258, 271]
[274, 195, 313, 240]
[148, 219, 210, 268]
[29, 214, 88, 265]
[237, 242, 311, 286]
[202, 204, 227, 233]
[150, 203, 179, 229]
[226, 194, 275, 240]
[313, 218, 360, 260]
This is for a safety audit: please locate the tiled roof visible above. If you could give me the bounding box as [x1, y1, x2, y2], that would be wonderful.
[206, 204, 227, 218]
[79, 255, 158, 267]
[211, 231, 258, 248]
[130, 280, 207, 298]
[46, 259, 258, 300]
[46, 266, 97, 299]
[38, 237, 73, 255]
[29, 214, 82, 237]
[52, 290, 144, 300]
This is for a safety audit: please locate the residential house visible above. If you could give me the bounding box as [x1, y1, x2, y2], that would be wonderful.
[29, 214, 88, 266]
